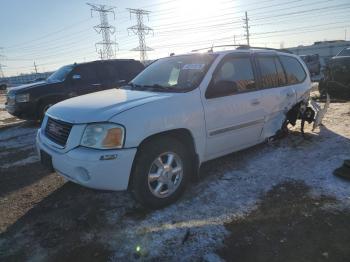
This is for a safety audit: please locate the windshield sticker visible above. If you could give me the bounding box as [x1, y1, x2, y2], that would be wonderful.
[182, 64, 205, 70]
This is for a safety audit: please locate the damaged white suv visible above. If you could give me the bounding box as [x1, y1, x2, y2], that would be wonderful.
[36, 46, 327, 208]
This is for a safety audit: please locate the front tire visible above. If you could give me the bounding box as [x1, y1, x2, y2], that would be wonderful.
[131, 136, 191, 209]
[38, 101, 54, 121]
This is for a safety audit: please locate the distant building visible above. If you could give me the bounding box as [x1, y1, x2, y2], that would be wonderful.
[287, 40, 350, 65]
[1, 72, 53, 87]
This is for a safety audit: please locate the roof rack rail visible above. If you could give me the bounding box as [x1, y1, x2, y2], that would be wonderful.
[191, 45, 249, 52]
[191, 45, 292, 54]
[236, 46, 293, 54]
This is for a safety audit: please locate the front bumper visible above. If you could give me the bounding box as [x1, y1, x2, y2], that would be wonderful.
[36, 129, 137, 191]
[6, 102, 37, 120]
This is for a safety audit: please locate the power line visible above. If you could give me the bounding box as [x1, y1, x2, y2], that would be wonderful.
[127, 8, 153, 62]
[87, 2, 118, 59]
[253, 2, 350, 21]
[4, 18, 91, 50]
[5, 1, 347, 55]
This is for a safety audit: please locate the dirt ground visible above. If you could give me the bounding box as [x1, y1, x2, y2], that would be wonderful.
[0, 93, 350, 261]
[218, 181, 350, 262]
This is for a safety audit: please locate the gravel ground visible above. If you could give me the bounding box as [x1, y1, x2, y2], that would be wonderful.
[0, 97, 349, 261]
[0, 91, 24, 127]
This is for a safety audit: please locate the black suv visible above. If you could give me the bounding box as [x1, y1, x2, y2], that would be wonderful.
[6, 59, 144, 120]
[319, 47, 350, 100]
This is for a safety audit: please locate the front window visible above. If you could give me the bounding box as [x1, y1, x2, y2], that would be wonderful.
[127, 54, 217, 92]
[47, 65, 74, 83]
[337, 48, 350, 57]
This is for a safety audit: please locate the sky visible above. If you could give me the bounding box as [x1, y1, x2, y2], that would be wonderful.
[0, 0, 349, 76]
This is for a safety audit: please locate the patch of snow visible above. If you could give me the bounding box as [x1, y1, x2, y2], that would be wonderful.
[203, 253, 225, 262]
[0, 110, 12, 121]
[0, 145, 33, 157]
[106, 103, 350, 260]
[0, 107, 23, 126]
[1, 102, 349, 261]
[1, 155, 39, 169]
[0, 126, 37, 150]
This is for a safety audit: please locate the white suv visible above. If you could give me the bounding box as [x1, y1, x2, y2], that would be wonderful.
[36, 47, 325, 208]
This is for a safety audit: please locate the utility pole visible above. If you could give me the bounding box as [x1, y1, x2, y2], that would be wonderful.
[127, 8, 153, 62]
[0, 48, 5, 79]
[87, 3, 117, 60]
[33, 61, 38, 75]
[243, 11, 250, 46]
[345, 29, 347, 41]
[0, 63, 5, 79]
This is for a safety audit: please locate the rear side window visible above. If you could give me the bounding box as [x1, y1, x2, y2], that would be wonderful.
[117, 61, 144, 82]
[74, 64, 99, 83]
[97, 63, 119, 84]
[215, 57, 256, 92]
[275, 58, 287, 86]
[279, 56, 307, 84]
[257, 56, 279, 88]
[97, 61, 144, 84]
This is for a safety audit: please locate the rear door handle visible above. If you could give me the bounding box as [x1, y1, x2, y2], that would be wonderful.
[92, 83, 102, 87]
[251, 99, 260, 106]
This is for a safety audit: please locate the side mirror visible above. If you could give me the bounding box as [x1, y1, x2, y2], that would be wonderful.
[206, 80, 238, 98]
[72, 74, 81, 81]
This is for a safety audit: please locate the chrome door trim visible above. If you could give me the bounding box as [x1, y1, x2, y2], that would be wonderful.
[209, 118, 265, 136]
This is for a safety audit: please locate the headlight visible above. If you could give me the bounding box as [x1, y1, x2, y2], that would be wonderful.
[81, 123, 125, 149]
[15, 93, 30, 103]
[6, 93, 15, 106]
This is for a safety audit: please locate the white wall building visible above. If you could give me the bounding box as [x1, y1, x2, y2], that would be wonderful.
[287, 40, 350, 64]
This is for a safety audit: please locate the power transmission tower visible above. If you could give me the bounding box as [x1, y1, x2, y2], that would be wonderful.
[33, 61, 38, 75]
[127, 8, 153, 62]
[87, 3, 117, 60]
[243, 11, 250, 46]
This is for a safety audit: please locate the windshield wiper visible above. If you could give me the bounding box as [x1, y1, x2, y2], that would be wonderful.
[123, 83, 183, 92]
[121, 82, 142, 90]
[140, 84, 181, 92]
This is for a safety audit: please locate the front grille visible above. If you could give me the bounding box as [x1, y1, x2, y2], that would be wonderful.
[45, 117, 73, 146]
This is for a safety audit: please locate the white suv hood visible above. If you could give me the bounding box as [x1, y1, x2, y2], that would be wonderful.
[46, 89, 170, 123]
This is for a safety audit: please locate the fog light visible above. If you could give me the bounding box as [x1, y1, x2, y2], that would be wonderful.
[75, 167, 90, 182]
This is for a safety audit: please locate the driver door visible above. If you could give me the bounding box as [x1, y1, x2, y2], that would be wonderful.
[202, 54, 266, 160]
[70, 64, 103, 96]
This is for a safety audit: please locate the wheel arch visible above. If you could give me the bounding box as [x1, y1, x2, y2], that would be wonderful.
[36, 95, 66, 117]
[128, 128, 200, 190]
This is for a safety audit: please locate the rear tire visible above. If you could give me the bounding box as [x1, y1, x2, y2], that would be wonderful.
[131, 136, 191, 209]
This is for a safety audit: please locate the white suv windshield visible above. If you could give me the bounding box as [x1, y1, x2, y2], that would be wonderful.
[47, 65, 74, 83]
[128, 54, 217, 92]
